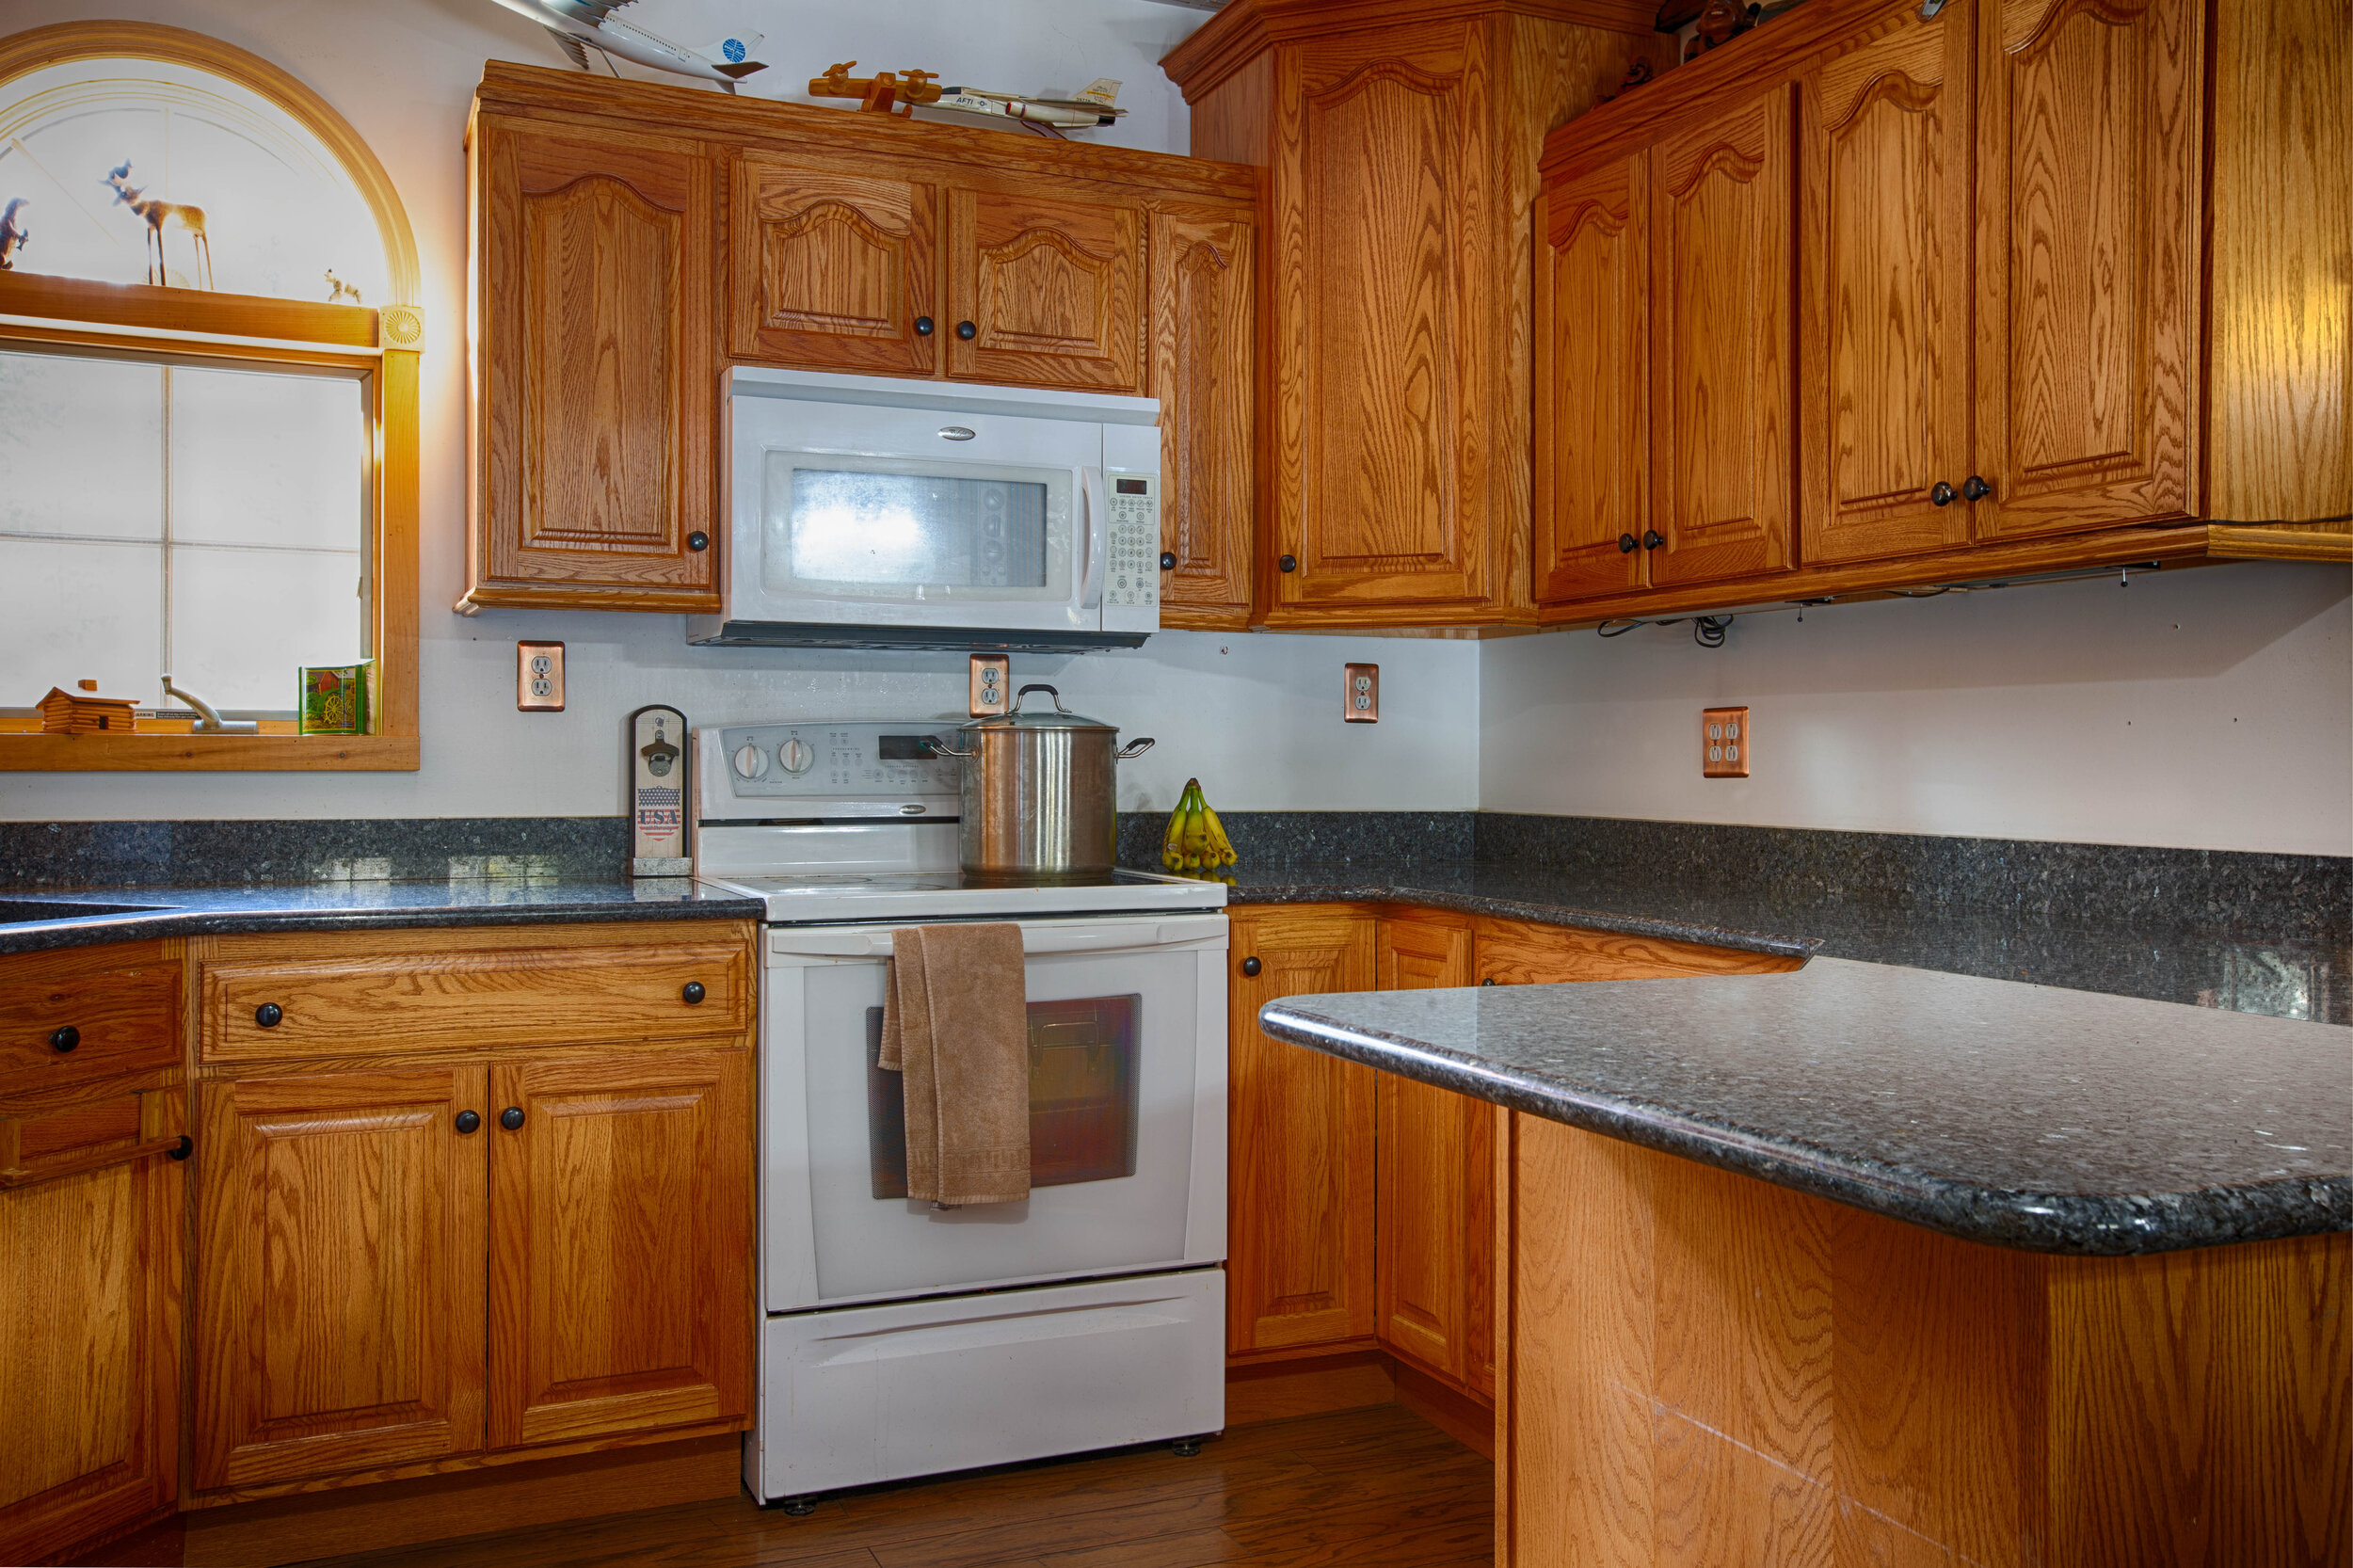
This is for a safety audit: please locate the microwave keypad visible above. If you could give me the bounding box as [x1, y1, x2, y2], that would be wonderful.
[1105, 472, 1159, 610]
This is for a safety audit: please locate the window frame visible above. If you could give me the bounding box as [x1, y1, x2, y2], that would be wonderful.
[0, 22, 421, 772]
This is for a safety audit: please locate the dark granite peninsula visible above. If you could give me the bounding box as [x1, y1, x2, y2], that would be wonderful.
[1260, 961, 2352, 1564]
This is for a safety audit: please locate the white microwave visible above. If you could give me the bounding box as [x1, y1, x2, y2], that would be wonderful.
[688, 367, 1161, 651]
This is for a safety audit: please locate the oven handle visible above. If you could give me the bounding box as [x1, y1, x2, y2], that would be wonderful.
[770, 918, 1224, 959]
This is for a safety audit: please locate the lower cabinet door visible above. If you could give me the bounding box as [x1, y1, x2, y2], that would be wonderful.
[1226, 910, 1378, 1355]
[0, 1090, 184, 1562]
[194, 1069, 488, 1491]
[486, 1050, 751, 1448]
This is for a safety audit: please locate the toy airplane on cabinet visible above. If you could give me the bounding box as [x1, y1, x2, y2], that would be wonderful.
[808, 63, 1128, 130]
[488, 0, 765, 91]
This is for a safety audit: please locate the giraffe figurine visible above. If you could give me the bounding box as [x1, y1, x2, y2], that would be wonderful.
[103, 161, 212, 289]
[0, 199, 27, 270]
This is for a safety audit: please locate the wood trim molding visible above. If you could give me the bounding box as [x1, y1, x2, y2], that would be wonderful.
[0, 273, 378, 349]
[0, 734, 419, 773]
[0, 21, 424, 306]
[1160, 0, 1658, 101]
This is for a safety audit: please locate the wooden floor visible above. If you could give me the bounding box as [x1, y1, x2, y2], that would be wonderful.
[296, 1405, 1492, 1568]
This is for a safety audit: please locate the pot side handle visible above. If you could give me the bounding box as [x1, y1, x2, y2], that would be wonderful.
[921, 737, 977, 759]
[1116, 737, 1155, 760]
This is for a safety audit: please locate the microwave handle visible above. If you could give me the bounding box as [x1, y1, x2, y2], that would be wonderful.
[1080, 466, 1107, 612]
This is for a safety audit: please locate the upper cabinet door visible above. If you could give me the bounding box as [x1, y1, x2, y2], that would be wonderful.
[487, 1051, 750, 1450]
[1272, 29, 1488, 615]
[945, 189, 1144, 392]
[1151, 210, 1257, 627]
[194, 1069, 488, 1491]
[1972, 0, 2201, 538]
[1649, 88, 1799, 587]
[730, 156, 938, 376]
[1534, 153, 1650, 604]
[472, 118, 716, 611]
[1801, 2, 1976, 566]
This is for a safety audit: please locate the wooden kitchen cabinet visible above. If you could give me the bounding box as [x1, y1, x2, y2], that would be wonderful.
[1225, 907, 1378, 1355]
[194, 1067, 489, 1491]
[1799, 0, 1974, 566]
[488, 1051, 750, 1449]
[1647, 88, 1799, 588]
[1151, 210, 1257, 628]
[947, 189, 1144, 393]
[1970, 0, 2200, 542]
[465, 113, 718, 613]
[1372, 915, 1492, 1397]
[729, 155, 940, 376]
[1164, 0, 1661, 629]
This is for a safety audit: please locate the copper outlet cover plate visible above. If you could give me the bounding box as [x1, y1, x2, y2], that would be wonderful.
[518, 641, 566, 712]
[1703, 706, 1749, 776]
[1344, 663, 1379, 723]
[968, 654, 1011, 716]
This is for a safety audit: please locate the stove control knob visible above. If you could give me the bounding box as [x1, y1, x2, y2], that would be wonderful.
[778, 738, 815, 775]
[732, 744, 769, 780]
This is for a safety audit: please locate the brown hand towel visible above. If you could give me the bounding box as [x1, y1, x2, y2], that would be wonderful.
[878, 922, 1031, 1207]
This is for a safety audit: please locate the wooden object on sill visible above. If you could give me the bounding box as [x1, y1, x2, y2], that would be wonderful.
[1496, 1116, 2351, 1567]
[39, 687, 139, 733]
[808, 61, 942, 117]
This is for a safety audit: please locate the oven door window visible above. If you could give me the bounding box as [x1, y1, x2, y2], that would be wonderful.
[864, 997, 1140, 1200]
[762, 452, 1074, 603]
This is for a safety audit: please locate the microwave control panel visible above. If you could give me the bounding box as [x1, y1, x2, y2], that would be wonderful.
[1103, 469, 1160, 632]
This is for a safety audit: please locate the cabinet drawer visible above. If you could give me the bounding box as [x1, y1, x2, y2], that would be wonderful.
[1474, 919, 1802, 984]
[0, 942, 180, 1097]
[201, 933, 752, 1061]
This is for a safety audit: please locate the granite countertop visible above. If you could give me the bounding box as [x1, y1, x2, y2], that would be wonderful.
[1215, 861, 2349, 1025]
[0, 880, 764, 956]
[1257, 956, 2353, 1256]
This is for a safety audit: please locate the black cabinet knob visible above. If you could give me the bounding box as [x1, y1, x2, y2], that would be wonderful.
[455, 1110, 482, 1134]
[49, 1025, 79, 1053]
[1617, 534, 1639, 553]
[1929, 480, 1957, 507]
[687, 531, 710, 552]
[1277, 555, 1298, 573]
[254, 1003, 283, 1029]
[1961, 474, 1993, 502]
[914, 315, 935, 336]
[1642, 530, 1665, 551]
[681, 981, 706, 1005]
[1160, 552, 1176, 571]
[1481, 978, 1497, 986]
[167, 1135, 193, 1161]
[1240, 956, 1261, 977]
[500, 1107, 525, 1131]
[955, 320, 978, 341]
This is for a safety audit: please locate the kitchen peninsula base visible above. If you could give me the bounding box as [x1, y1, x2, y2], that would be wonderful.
[1497, 1118, 2350, 1567]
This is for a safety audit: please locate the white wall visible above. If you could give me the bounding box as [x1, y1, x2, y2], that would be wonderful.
[1481, 563, 2353, 857]
[0, 0, 1482, 821]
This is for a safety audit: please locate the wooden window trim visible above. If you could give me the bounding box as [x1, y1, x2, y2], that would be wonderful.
[0, 23, 422, 772]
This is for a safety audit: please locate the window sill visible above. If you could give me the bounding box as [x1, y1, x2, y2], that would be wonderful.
[0, 732, 419, 772]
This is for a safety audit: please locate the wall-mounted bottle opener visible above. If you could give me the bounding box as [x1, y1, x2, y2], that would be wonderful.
[628, 704, 692, 877]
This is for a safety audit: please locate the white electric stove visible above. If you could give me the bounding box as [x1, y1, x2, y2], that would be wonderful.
[693, 720, 1228, 1508]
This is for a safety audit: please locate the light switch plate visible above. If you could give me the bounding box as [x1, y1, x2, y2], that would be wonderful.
[1344, 663, 1379, 723]
[518, 641, 565, 712]
[968, 654, 1011, 716]
[1703, 706, 1749, 776]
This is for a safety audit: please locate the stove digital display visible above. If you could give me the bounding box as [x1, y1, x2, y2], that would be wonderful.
[878, 734, 939, 760]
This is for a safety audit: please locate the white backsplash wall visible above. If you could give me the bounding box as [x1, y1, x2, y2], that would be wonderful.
[1481, 562, 2353, 857]
[0, 0, 1487, 821]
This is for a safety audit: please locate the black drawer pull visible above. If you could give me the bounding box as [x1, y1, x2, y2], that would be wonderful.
[456, 1110, 482, 1135]
[1617, 534, 1639, 553]
[254, 1003, 283, 1029]
[914, 315, 935, 336]
[50, 1025, 79, 1052]
[1481, 978, 1497, 986]
[681, 981, 706, 1005]
[1240, 956, 1261, 977]
[955, 320, 978, 341]
[168, 1135, 193, 1161]
[1277, 555, 1298, 573]
[500, 1107, 525, 1131]
[687, 531, 710, 552]
[1160, 552, 1176, 571]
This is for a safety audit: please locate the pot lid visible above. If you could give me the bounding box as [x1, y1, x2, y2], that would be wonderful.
[959, 683, 1118, 732]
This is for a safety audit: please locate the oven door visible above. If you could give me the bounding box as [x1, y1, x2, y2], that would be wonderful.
[761, 913, 1228, 1312]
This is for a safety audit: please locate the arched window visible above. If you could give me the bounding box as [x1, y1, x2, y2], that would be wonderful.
[0, 23, 420, 770]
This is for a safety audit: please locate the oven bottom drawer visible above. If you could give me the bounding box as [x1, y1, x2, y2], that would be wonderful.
[749, 1266, 1225, 1499]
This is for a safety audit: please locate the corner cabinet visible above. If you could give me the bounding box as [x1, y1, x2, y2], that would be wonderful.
[465, 114, 718, 614]
[467, 64, 1259, 629]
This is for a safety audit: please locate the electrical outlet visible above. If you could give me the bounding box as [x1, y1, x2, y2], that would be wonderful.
[1702, 706, 1749, 777]
[968, 653, 1011, 716]
[518, 641, 565, 712]
[1344, 663, 1379, 723]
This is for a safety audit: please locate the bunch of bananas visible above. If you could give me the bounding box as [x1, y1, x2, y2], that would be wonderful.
[1161, 777, 1238, 881]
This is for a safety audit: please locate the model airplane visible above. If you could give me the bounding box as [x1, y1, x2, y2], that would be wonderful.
[488, 0, 765, 91]
[808, 63, 1127, 132]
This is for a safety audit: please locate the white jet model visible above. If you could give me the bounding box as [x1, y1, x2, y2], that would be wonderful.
[934, 78, 1129, 131]
[487, 0, 766, 91]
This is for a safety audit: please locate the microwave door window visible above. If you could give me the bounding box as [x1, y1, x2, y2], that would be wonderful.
[761, 454, 1074, 603]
